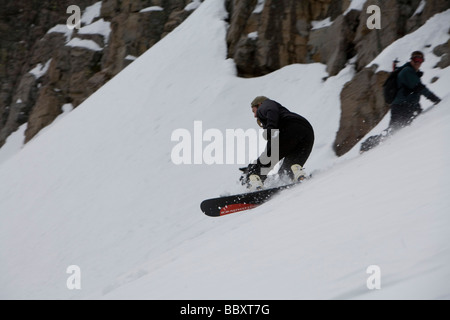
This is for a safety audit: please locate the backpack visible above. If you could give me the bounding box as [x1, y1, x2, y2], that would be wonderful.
[383, 63, 405, 104]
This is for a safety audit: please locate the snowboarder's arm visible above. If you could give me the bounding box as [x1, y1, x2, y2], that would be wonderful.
[400, 68, 440, 103]
[413, 83, 441, 103]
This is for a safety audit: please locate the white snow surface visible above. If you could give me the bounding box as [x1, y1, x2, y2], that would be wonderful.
[311, 17, 333, 30]
[344, 0, 367, 15]
[253, 0, 265, 14]
[414, 0, 427, 16]
[65, 38, 103, 51]
[29, 59, 52, 79]
[185, 0, 203, 11]
[0, 124, 26, 166]
[78, 18, 111, 44]
[0, 0, 449, 299]
[140, 6, 164, 13]
[81, 1, 102, 25]
[47, 24, 73, 42]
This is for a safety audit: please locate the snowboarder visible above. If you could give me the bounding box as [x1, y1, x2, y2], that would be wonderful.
[389, 51, 441, 132]
[241, 96, 315, 189]
[361, 51, 441, 152]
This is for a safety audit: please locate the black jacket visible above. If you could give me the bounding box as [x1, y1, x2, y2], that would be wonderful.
[255, 99, 314, 168]
[392, 62, 438, 106]
[256, 99, 313, 132]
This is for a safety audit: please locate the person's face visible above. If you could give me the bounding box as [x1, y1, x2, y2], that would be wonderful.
[251, 105, 258, 118]
[411, 56, 424, 71]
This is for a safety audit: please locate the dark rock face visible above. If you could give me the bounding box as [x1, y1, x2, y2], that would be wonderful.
[0, 0, 98, 145]
[334, 67, 389, 156]
[0, 0, 196, 145]
[0, 0, 449, 156]
[226, 0, 346, 77]
[225, 0, 449, 155]
[334, 0, 449, 155]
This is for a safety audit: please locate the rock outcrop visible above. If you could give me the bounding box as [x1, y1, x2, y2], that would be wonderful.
[0, 0, 199, 146]
[0, 0, 97, 145]
[226, 0, 353, 77]
[0, 0, 449, 156]
[225, 0, 448, 155]
[334, 0, 449, 155]
[334, 66, 389, 156]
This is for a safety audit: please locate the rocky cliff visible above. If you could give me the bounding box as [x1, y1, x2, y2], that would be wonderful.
[0, 0, 200, 146]
[225, 0, 449, 155]
[1, 0, 449, 155]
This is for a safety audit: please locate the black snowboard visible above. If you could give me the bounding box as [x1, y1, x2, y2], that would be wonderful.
[360, 104, 438, 153]
[360, 133, 386, 153]
[201, 183, 296, 217]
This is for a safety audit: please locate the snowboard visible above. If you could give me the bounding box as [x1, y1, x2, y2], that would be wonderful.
[201, 183, 297, 217]
[360, 103, 439, 153]
[360, 133, 387, 153]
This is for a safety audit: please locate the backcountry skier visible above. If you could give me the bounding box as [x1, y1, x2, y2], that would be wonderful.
[241, 96, 315, 190]
[389, 51, 441, 131]
[360, 51, 441, 152]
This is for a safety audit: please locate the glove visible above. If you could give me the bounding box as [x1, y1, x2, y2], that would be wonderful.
[428, 93, 441, 104]
[239, 163, 261, 175]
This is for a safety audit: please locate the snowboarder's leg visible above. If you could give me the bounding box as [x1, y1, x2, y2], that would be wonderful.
[278, 128, 314, 181]
[389, 102, 422, 133]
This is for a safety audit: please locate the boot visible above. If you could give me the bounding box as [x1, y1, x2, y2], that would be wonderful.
[291, 164, 306, 182]
[248, 174, 264, 191]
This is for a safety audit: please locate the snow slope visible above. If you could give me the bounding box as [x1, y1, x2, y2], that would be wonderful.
[0, 1, 449, 299]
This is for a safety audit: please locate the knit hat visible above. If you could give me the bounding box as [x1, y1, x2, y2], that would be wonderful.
[251, 96, 268, 107]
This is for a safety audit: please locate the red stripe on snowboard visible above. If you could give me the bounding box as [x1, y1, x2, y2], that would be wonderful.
[220, 203, 259, 216]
